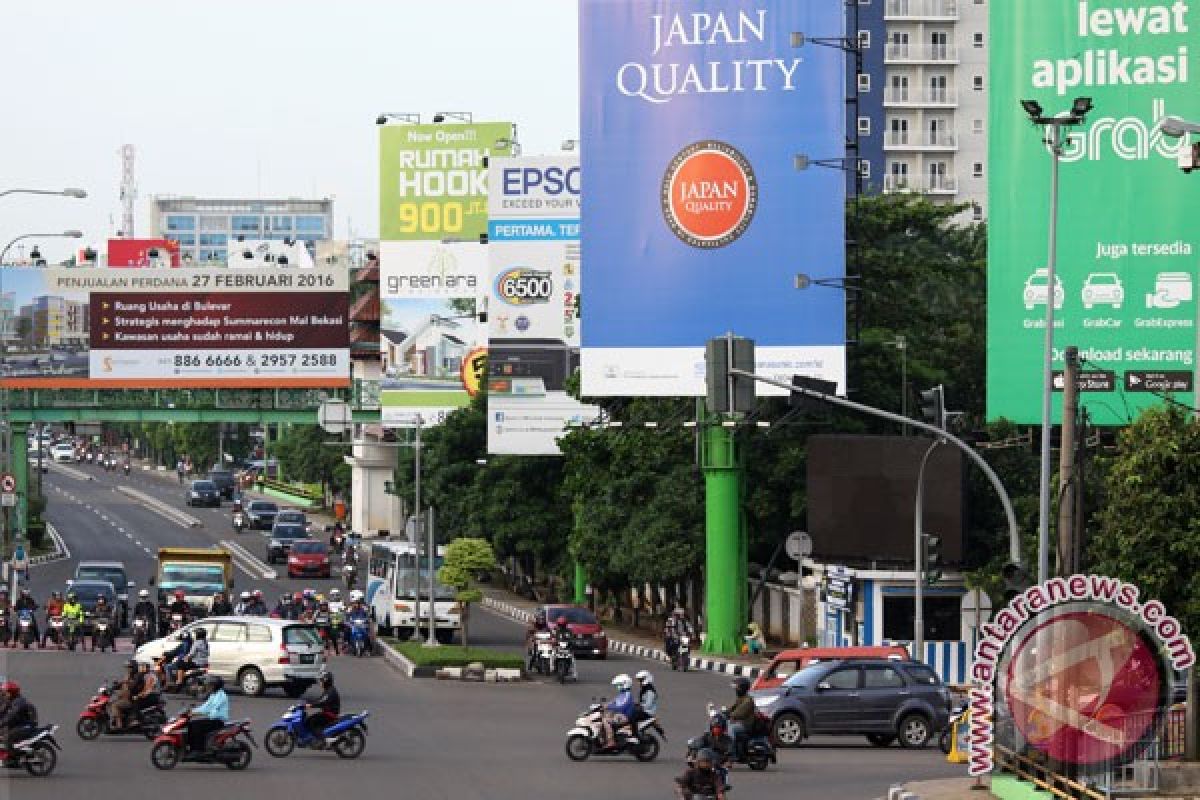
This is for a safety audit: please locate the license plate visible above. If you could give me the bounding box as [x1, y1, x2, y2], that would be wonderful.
[299, 654, 315, 664]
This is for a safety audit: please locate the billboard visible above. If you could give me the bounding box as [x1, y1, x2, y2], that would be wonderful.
[988, 2, 1200, 425]
[106, 238, 181, 268]
[578, 1, 847, 397]
[486, 156, 600, 454]
[0, 266, 349, 388]
[227, 238, 315, 268]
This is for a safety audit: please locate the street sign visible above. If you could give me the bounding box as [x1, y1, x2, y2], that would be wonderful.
[961, 588, 993, 615]
[317, 400, 352, 435]
[0, 493, 15, 507]
[0, 473, 14, 493]
[785, 531, 812, 561]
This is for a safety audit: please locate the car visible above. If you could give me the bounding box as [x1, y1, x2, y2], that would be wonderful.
[134, 616, 325, 697]
[1082, 272, 1124, 309]
[751, 645, 911, 692]
[245, 500, 279, 530]
[64, 579, 118, 633]
[207, 468, 237, 500]
[275, 509, 310, 531]
[287, 540, 331, 579]
[185, 479, 221, 507]
[51, 443, 75, 463]
[537, 605, 608, 658]
[267, 523, 311, 565]
[752, 658, 951, 749]
[1023, 268, 1065, 310]
[74, 561, 135, 626]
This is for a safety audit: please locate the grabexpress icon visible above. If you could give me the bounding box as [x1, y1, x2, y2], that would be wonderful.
[1145, 272, 1193, 309]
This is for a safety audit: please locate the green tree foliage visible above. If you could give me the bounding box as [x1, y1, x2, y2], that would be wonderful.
[1089, 405, 1200, 633]
[437, 536, 498, 646]
[273, 424, 350, 499]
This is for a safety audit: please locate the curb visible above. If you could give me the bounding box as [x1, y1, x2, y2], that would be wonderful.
[482, 597, 764, 679]
[29, 523, 70, 566]
[379, 638, 419, 677]
[115, 486, 202, 528]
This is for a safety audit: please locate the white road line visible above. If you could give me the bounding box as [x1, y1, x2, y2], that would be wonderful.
[134, 541, 142, 546]
[219, 539, 277, 581]
[126, 533, 134, 539]
[117, 528, 125, 534]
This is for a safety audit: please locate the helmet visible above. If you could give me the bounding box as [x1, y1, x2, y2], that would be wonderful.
[96, 595, 109, 605]
[280, 594, 290, 605]
[67, 591, 77, 601]
[204, 674, 224, 690]
[138, 589, 150, 599]
[611, 673, 633, 692]
[19, 588, 29, 596]
[350, 590, 364, 603]
[696, 748, 717, 767]
[329, 589, 340, 599]
[303, 589, 315, 599]
[555, 615, 568, 627]
[51, 590, 61, 598]
[240, 591, 251, 601]
[1, 681, 19, 696]
[293, 592, 303, 602]
[635, 669, 653, 685]
[253, 590, 263, 599]
[733, 677, 751, 696]
[213, 591, 224, 598]
[194, 627, 207, 639]
[319, 671, 334, 688]
[709, 713, 728, 735]
[126, 659, 138, 671]
[673, 607, 685, 616]
[174, 589, 185, 600]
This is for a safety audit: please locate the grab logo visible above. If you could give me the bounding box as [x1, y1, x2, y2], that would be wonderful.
[661, 140, 757, 249]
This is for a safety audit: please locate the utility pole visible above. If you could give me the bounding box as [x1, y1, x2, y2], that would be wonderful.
[1057, 346, 1080, 577]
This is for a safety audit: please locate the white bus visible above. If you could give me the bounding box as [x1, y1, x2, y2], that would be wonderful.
[366, 540, 461, 643]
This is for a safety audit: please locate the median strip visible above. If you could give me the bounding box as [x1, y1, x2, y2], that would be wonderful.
[49, 462, 90, 481]
[114, 486, 202, 528]
[220, 538, 277, 581]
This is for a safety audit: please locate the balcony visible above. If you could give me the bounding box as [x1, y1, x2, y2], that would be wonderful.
[883, 88, 958, 108]
[885, 44, 959, 64]
[884, 133, 958, 151]
[883, 175, 959, 195]
[885, 0, 959, 20]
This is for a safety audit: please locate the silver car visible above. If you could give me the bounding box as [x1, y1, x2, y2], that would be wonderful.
[134, 616, 325, 697]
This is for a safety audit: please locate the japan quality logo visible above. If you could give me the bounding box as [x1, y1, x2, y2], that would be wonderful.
[661, 140, 758, 249]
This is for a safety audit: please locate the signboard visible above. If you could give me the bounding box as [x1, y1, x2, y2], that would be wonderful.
[0, 474, 14, 493]
[106, 238, 181, 268]
[823, 574, 853, 611]
[486, 155, 600, 454]
[988, 2, 1200, 424]
[0, 266, 349, 388]
[578, 1, 846, 396]
[0, 494, 15, 508]
[785, 531, 812, 561]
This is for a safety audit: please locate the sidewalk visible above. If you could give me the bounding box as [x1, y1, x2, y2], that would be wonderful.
[482, 586, 771, 678]
[884, 777, 995, 800]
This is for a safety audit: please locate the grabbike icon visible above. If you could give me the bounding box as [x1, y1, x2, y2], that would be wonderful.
[969, 575, 1194, 776]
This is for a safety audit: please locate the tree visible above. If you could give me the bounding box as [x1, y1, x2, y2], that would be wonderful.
[1089, 404, 1200, 635]
[437, 537, 497, 646]
[273, 425, 349, 502]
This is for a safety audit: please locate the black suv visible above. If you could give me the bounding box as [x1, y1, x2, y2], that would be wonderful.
[185, 480, 221, 507]
[245, 500, 279, 530]
[207, 468, 237, 500]
[752, 659, 951, 749]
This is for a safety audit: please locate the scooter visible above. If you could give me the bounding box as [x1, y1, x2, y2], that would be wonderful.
[0, 724, 60, 777]
[264, 705, 370, 759]
[0, 609, 11, 646]
[150, 710, 255, 771]
[91, 615, 115, 652]
[564, 702, 664, 762]
[76, 683, 167, 741]
[675, 634, 692, 671]
[16, 609, 36, 649]
[232, 512, 245, 534]
[530, 631, 554, 675]
[940, 704, 968, 755]
[131, 615, 153, 647]
[123, 462, 131, 476]
[348, 617, 370, 657]
[65, 617, 82, 651]
[553, 637, 577, 684]
[688, 706, 775, 772]
[44, 615, 66, 648]
[342, 561, 358, 591]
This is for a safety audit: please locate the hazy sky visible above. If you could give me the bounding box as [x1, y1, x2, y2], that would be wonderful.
[0, 0, 579, 262]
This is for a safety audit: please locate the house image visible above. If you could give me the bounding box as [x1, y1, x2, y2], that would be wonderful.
[381, 316, 470, 381]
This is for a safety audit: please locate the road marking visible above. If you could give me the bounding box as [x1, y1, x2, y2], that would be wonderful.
[117, 527, 125, 534]
[126, 533, 134, 539]
[113, 486, 201, 528]
[134, 540, 142, 546]
[220, 539, 277, 581]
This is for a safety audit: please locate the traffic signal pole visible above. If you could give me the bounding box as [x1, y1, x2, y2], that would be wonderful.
[914, 438, 943, 662]
[701, 416, 743, 655]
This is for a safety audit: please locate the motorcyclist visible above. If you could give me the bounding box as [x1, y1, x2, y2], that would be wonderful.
[13, 589, 38, 646]
[173, 627, 209, 688]
[694, 709, 735, 766]
[675, 748, 726, 800]
[304, 671, 341, 738]
[601, 673, 636, 750]
[91, 595, 116, 651]
[0, 681, 37, 767]
[160, 630, 192, 687]
[664, 607, 694, 665]
[524, 608, 550, 667]
[551, 615, 578, 680]
[109, 660, 138, 729]
[132, 588, 158, 632]
[210, 591, 233, 617]
[233, 591, 253, 616]
[329, 522, 346, 552]
[186, 675, 229, 753]
[248, 590, 268, 616]
[288, 591, 305, 620]
[39, 591, 64, 647]
[62, 591, 85, 643]
[635, 669, 660, 716]
[345, 591, 370, 649]
[728, 677, 756, 759]
[314, 600, 338, 654]
[133, 660, 161, 717]
[165, 589, 191, 634]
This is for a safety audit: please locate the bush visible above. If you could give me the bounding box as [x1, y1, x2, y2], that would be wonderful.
[387, 640, 524, 670]
[26, 523, 47, 552]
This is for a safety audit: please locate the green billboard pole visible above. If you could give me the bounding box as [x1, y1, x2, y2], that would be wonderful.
[573, 561, 587, 607]
[702, 417, 743, 655]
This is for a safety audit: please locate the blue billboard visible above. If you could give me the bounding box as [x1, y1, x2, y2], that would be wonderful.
[579, 0, 846, 396]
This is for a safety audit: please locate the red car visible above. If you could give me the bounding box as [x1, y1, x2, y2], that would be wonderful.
[287, 541, 330, 579]
[540, 605, 608, 659]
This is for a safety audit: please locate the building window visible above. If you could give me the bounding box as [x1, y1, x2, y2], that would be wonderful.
[199, 233, 227, 247]
[294, 215, 325, 233]
[198, 248, 227, 264]
[857, 117, 871, 136]
[972, 204, 984, 221]
[231, 215, 261, 233]
[858, 30, 870, 50]
[973, 32, 984, 48]
[267, 215, 293, 232]
[882, 595, 962, 641]
[973, 119, 985, 134]
[198, 216, 227, 231]
[858, 159, 871, 178]
[972, 162, 984, 177]
[165, 233, 195, 247]
[165, 215, 195, 232]
[973, 75, 984, 91]
[857, 73, 871, 93]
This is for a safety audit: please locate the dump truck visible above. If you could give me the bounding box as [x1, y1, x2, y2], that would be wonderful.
[151, 547, 234, 617]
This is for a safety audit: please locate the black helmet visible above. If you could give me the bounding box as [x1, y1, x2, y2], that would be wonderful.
[733, 677, 751, 696]
[194, 627, 207, 639]
[125, 659, 138, 671]
[320, 671, 334, 688]
[697, 748, 718, 767]
[204, 674, 224, 690]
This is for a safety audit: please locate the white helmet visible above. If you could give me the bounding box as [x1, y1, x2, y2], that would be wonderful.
[329, 588, 341, 599]
[612, 673, 632, 692]
[138, 589, 150, 599]
[635, 669, 653, 685]
[240, 591, 251, 601]
[349, 590, 364, 602]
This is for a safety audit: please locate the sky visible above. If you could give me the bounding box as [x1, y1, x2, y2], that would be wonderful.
[0, 0, 579, 262]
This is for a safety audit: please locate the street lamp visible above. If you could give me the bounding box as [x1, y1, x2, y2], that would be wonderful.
[375, 112, 420, 125]
[0, 231, 84, 265]
[0, 187, 87, 200]
[886, 335, 909, 433]
[1021, 96, 1093, 584]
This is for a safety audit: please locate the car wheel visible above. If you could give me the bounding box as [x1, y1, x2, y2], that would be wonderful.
[865, 733, 896, 747]
[772, 712, 806, 748]
[238, 666, 265, 697]
[898, 713, 932, 748]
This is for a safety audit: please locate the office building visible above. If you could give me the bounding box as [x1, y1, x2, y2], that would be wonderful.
[149, 196, 334, 264]
[19, 296, 88, 349]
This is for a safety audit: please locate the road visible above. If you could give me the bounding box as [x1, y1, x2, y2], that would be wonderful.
[0, 461, 965, 799]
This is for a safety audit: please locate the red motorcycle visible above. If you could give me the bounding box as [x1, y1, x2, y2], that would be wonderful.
[76, 682, 166, 741]
[150, 710, 255, 770]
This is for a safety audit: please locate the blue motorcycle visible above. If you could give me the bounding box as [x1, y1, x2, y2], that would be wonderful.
[263, 704, 369, 759]
[348, 618, 370, 657]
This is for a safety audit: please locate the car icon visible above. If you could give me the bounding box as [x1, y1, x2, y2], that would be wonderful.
[1024, 268, 1065, 310]
[1082, 272, 1124, 309]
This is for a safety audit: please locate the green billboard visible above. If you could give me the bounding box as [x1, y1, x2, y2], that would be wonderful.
[379, 122, 514, 241]
[989, 1, 1200, 425]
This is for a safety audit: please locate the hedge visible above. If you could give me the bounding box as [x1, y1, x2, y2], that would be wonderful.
[387, 640, 524, 670]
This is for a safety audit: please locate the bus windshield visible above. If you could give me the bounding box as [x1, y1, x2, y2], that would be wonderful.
[394, 569, 457, 601]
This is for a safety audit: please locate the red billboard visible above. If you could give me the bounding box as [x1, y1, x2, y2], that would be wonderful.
[107, 238, 181, 268]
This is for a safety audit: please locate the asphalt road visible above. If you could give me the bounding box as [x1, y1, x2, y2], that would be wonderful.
[0, 460, 966, 799]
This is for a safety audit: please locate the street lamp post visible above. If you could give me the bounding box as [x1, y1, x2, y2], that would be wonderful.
[1021, 97, 1093, 585]
[0, 231, 84, 265]
[887, 335, 909, 434]
[1159, 115, 1200, 422]
[0, 188, 86, 200]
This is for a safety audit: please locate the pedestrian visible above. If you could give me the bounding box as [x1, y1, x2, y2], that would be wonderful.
[176, 459, 184, 485]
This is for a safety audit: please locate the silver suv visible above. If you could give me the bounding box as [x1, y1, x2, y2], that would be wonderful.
[134, 616, 325, 697]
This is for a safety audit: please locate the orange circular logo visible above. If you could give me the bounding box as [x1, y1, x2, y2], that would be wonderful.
[461, 347, 488, 397]
[662, 140, 757, 248]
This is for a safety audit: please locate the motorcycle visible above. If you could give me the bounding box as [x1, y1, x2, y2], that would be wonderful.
[564, 702, 664, 762]
[164, 666, 209, 697]
[342, 561, 358, 591]
[673, 634, 692, 671]
[76, 682, 167, 741]
[530, 631, 555, 675]
[940, 704, 968, 755]
[0, 724, 60, 777]
[232, 512, 245, 534]
[131, 616, 152, 647]
[348, 617, 370, 657]
[264, 704, 370, 759]
[688, 705, 775, 773]
[44, 615, 66, 648]
[16, 609, 36, 649]
[123, 462, 131, 476]
[168, 612, 186, 634]
[150, 710, 255, 770]
[313, 611, 339, 654]
[65, 616, 82, 651]
[91, 615, 115, 652]
[553, 637, 576, 684]
[0, 609, 11, 646]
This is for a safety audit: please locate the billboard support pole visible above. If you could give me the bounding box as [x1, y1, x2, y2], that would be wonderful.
[573, 562, 587, 607]
[701, 413, 743, 655]
[730, 369, 1021, 568]
[1057, 346, 1080, 577]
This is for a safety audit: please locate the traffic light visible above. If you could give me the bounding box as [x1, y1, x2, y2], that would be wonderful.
[921, 533, 942, 586]
[705, 335, 755, 413]
[918, 385, 946, 429]
[1001, 562, 1033, 607]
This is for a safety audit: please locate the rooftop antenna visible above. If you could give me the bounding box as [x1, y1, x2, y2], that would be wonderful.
[119, 144, 137, 238]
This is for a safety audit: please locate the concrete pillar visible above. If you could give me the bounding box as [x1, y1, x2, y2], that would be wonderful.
[348, 436, 397, 536]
